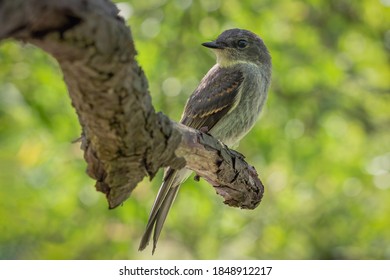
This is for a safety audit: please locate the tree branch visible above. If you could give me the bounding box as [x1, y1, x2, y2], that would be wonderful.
[174, 123, 263, 209]
[0, 0, 264, 210]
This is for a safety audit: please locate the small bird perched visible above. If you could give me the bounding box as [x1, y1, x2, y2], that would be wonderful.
[139, 28, 272, 253]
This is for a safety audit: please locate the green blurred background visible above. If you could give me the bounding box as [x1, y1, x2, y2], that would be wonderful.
[0, 0, 389, 259]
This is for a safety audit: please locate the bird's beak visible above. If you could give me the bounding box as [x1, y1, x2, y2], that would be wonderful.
[202, 41, 224, 49]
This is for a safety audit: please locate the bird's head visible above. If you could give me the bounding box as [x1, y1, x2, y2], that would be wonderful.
[202, 28, 271, 68]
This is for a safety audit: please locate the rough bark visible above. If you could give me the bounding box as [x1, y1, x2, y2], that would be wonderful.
[0, 0, 264, 210]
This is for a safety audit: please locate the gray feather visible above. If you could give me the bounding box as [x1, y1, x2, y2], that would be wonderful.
[138, 168, 191, 252]
[152, 186, 180, 254]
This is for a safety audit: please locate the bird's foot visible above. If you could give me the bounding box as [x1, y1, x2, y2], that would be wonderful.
[230, 149, 246, 160]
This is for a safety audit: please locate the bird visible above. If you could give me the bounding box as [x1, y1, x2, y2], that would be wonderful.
[138, 28, 272, 254]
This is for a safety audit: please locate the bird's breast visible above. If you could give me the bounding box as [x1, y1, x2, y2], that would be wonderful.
[210, 66, 269, 147]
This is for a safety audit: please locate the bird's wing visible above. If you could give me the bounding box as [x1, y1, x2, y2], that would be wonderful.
[139, 66, 244, 254]
[181, 65, 244, 130]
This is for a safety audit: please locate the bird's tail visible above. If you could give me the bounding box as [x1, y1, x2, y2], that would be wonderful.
[138, 168, 191, 254]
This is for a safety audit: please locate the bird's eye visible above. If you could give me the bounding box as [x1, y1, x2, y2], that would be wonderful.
[237, 39, 248, 49]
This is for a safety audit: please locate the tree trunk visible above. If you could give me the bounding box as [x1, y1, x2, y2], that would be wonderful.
[0, 0, 264, 210]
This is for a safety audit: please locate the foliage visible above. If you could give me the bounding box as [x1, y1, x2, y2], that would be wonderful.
[0, 0, 389, 259]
